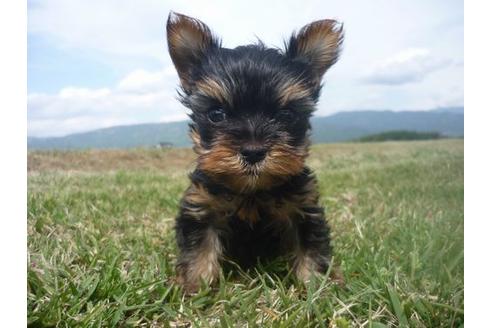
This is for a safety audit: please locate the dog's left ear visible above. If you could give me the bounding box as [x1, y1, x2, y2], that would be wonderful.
[166, 12, 220, 92]
[286, 19, 344, 83]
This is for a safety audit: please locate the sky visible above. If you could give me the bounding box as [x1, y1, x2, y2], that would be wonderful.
[27, 0, 464, 137]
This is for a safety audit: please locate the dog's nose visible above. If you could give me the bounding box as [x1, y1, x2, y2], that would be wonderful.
[240, 146, 267, 164]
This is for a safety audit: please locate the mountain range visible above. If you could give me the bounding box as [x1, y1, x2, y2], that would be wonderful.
[28, 107, 463, 149]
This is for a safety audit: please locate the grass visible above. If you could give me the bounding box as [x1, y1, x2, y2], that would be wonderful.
[27, 140, 464, 327]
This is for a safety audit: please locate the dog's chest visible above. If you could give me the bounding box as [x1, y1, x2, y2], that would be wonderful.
[218, 192, 300, 224]
[185, 168, 318, 224]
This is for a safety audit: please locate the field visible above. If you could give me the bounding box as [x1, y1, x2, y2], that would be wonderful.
[27, 140, 464, 327]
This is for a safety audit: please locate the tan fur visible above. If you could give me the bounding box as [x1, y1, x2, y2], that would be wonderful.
[182, 170, 320, 224]
[293, 252, 320, 282]
[187, 112, 315, 223]
[167, 13, 215, 90]
[169, 13, 339, 292]
[182, 184, 215, 218]
[182, 183, 233, 220]
[264, 142, 308, 176]
[194, 131, 308, 193]
[189, 126, 204, 155]
[179, 229, 222, 292]
[200, 144, 243, 175]
[294, 19, 343, 78]
[220, 172, 278, 194]
[196, 77, 232, 106]
[236, 197, 261, 223]
[277, 80, 313, 106]
[179, 178, 330, 289]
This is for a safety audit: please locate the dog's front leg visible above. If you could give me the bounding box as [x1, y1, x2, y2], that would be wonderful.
[292, 206, 332, 282]
[175, 201, 223, 293]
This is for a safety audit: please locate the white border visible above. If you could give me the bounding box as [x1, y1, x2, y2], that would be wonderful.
[0, 0, 27, 324]
[465, 0, 492, 326]
[1, 0, 481, 325]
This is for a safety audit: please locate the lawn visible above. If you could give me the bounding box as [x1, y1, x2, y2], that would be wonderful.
[27, 140, 464, 327]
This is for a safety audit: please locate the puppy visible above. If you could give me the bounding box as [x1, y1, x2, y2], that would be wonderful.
[166, 12, 343, 292]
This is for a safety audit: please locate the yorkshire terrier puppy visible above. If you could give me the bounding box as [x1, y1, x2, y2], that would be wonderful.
[166, 12, 344, 292]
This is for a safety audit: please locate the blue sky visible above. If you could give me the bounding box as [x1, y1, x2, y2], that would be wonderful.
[27, 0, 463, 137]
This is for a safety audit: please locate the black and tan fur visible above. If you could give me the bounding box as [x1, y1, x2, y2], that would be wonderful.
[166, 12, 344, 292]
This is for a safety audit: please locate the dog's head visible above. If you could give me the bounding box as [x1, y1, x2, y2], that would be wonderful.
[166, 12, 343, 192]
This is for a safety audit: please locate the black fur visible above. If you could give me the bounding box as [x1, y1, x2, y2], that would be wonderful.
[176, 168, 331, 269]
[166, 12, 343, 291]
[181, 43, 316, 149]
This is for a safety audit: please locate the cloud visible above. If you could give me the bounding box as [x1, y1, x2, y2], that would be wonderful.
[27, 0, 326, 62]
[28, 67, 188, 137]
[118, 70, 166, 92]
[117, 66, 177, 93]
[362, 48, 452, 85]
[27, 0, 463, 134]
[28, 0, 167, 61]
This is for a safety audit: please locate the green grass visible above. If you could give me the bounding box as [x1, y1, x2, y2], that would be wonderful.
[27, 140, 464, 327]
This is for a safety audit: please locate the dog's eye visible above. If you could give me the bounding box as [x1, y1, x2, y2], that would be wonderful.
[276, 110, 295, 121]
[208, 108, 226, 123]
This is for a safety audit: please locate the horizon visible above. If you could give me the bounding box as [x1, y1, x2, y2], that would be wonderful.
[28, 0, 463, 138]
[28, 106, 463, 139]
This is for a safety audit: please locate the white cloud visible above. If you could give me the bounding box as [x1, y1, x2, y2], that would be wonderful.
[27, 0, 334, 61]
[362, 48, 452, 85]
[28, 0, 463, 135]
[28, 68, 187, 137]
[28, 0, 167, 60]
[117, 70, 167, 92]
[58, 87, 111, 99]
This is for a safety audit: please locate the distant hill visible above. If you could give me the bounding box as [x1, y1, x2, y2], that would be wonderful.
[357, 130, 443, 142]
[28, 107, 463, 149]
[28, 121, 190, 150]
[311, 107, 463, 143]
[432, 107, 464, 114]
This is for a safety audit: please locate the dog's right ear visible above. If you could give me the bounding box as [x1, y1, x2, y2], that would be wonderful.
[167, 12, 220, 92]
[285, 19, 344, 85]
